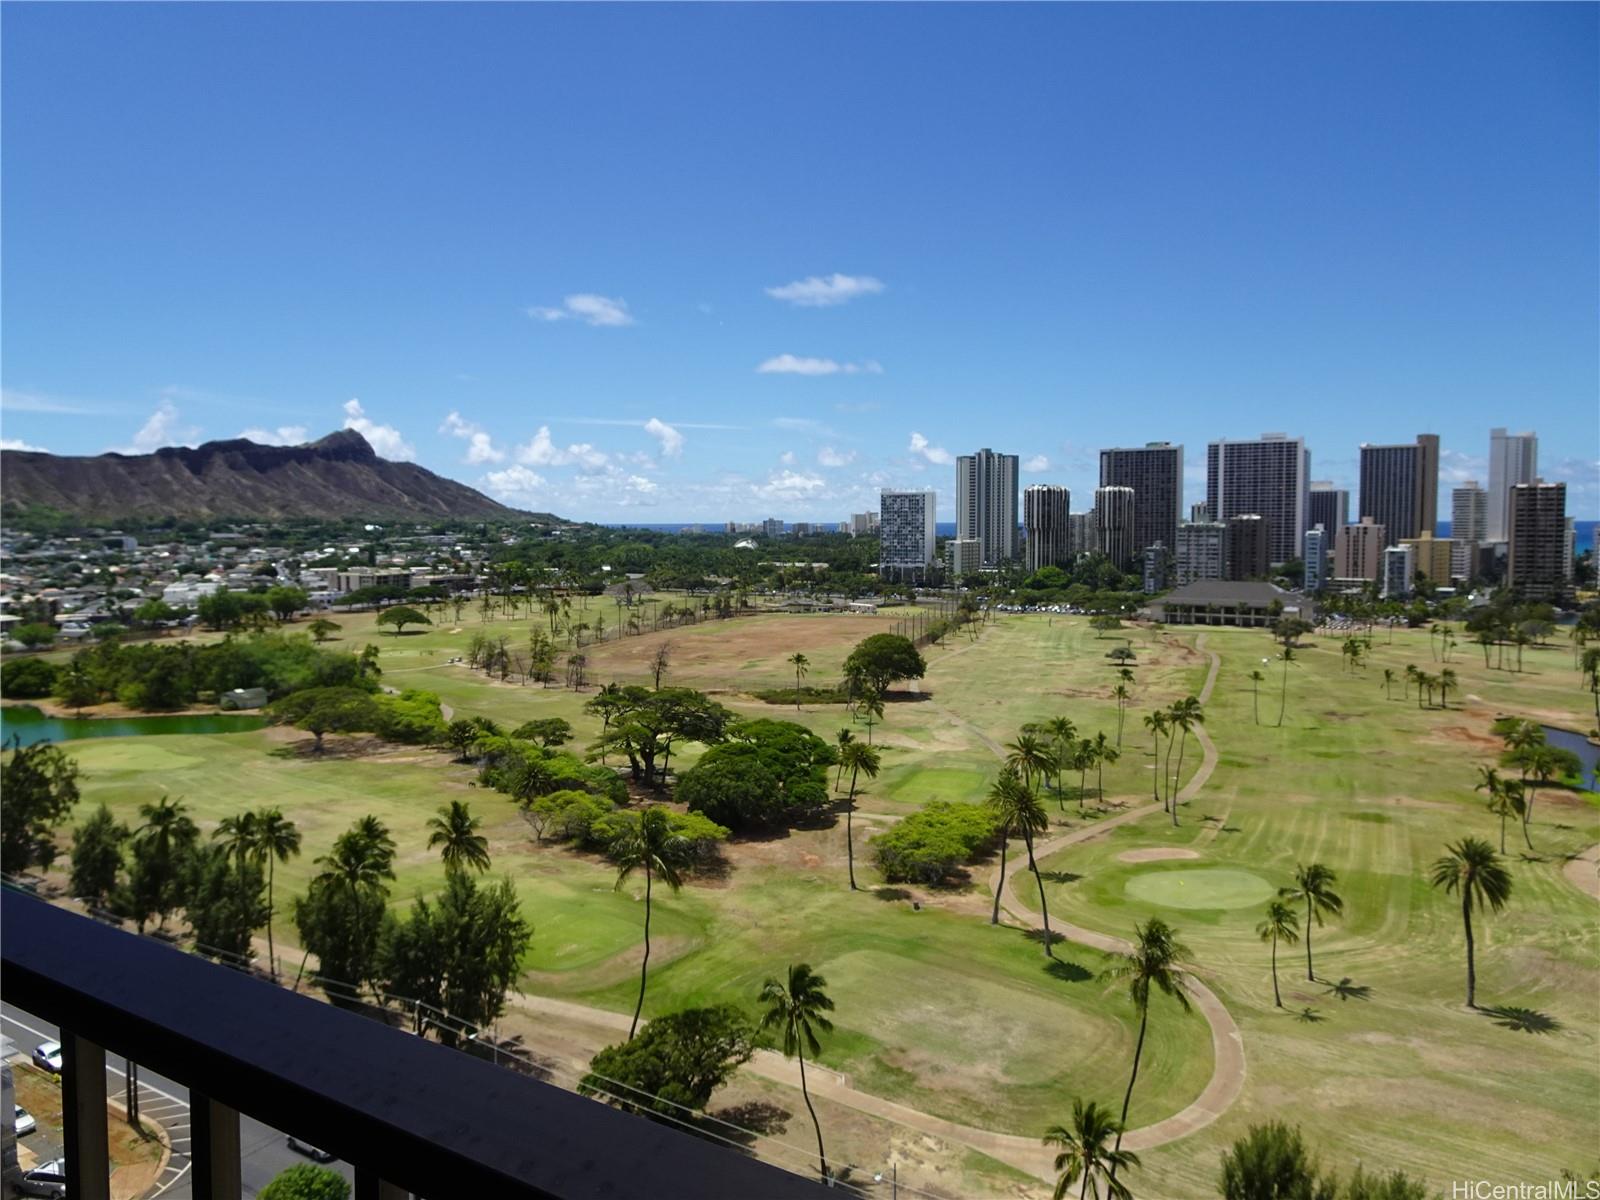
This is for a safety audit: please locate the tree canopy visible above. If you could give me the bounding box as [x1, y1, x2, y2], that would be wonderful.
[841, 633, 926, 696]
[578, 1004, 755, 1119]
[675, 719, 836, 829]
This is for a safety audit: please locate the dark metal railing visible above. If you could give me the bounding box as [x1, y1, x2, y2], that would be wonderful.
[1, 892, 830, 1199]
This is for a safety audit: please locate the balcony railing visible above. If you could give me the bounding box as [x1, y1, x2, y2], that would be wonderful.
[2, 891, 831, 1199]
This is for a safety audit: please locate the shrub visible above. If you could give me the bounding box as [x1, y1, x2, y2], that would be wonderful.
[676, 719, 834, 830]
[0, 656, 57, 698]
[871, 801, 998, 885]
[258, 1163, 350, 1200]
[372, 689, 447, 744]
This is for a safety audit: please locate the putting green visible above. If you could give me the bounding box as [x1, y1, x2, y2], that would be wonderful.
[1124, 868, 1276, 911]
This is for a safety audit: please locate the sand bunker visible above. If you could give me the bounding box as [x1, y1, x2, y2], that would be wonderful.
[1117, 847, 1201, 864]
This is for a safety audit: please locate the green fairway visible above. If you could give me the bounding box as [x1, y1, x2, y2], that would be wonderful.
[1124, 867, 1276, 910]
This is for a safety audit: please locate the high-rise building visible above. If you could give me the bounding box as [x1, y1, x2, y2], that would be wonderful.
[761, 517, 785, 538]
[1308, 482, 1349, 536]
[1022, 485, 1071, 572]
[1099, 443, 1183, 564]
[1304, 525, 1330, 593]
[955, 448, 1019, 567]
[1175, 522, 1226, 585]
[1358, 434, 1439, 543]
[1382, 544, 1416, 600]
[1335, 517, 1387, 582]
[849, 511, 879, 537]
[1450, 481, 1487, 579]
[878, 489, 937, 581]
[1564, 518, 1577, 584]
[1068, 511, 1097, 557]
[1507, 482, 1568, 600]
[1224, 514, 1270, 581]
[1190, 502, 1212, 523]
[1142, 543, 1170, 595]
[1487, 428, 1538, 543]
[1206, 434, 1310, 566]
[945, 538, 982, 579]
[1094, 486, 1138, 570]
[1399, 534, 1455, 584]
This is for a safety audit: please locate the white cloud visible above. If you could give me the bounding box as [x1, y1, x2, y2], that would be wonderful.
[818, 446, 857, 468]
[779, 451, 796, 466]
[440, 411, 506, 464]
[757, 470, 829, 502]
[110, 401, 200, 454]
[909, 431, 954, 466]
[240, 425, 309, 446]
[627, 474, 658, 495]
[1438, 448, 1487, 486]
[1, 389, 96, 415]
[342, 399, 415, 461]
[526, 293, 634, 327]
[765, 273, 885, 308]
[1022, 454, 1050, 472]
[757, 354, 885, 377]
[0, 437, 48, 452]
[643, 417, 684, 458]
[514, 424, 608, 469]
[476, 464, 547, 502]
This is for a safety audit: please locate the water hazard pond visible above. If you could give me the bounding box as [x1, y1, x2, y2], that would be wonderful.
[0, 704, 267, 748]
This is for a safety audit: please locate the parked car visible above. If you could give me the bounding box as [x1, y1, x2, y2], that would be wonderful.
[31, 1041, 63, 1074]
[14, 1104, 37, 1136]
[17, 1158, 67, 1198]
[286, 1135, 336, 1163]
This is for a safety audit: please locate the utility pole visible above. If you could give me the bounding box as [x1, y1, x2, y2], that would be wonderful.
[124, 1058, 140, 1130]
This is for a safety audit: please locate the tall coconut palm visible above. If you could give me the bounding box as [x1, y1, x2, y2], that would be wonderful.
[858, 688, 885, 745]
[1279, 863, 1343, 982]
[1005, 732, 1057, 796]
[133, 796, 200, 931]
[1093, 732, 1118, 809]
[787, 652, 810, 711]
[833, 728, 854, 790]
[613, 806, 687, 1039]
[253, 808, 301, 979]
[214, 810, 261, 877]
[758, 963, 835, 1181]
[1520, 743, 1580, 846]
[1044, 716, 1078, 805]
[988, 768, 1054, 953]
[1381, 667, 1395, 701]
[838, 741, 881, 891]
[315, 818, 397, 893]
[1143, 711, 1169, 810]
[1248, 669, 1265, 723]
[1275, 646, 1297, 727]
[1102, 918, 1191, 1175]
[1111, 684, 1131, 747]
[1255, 900, 1300, 1008]
[426, 800, 491, 873]
[1431, 837, 1512, 1008]
[1043, 1098, 1139, 1200]
[1439, 667, 1458, 708]
[1166, 698, 1203, 826]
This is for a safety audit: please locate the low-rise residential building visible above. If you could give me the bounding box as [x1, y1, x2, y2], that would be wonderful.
[945, 538, 982, 579]
[1147, 580, 1316, 628]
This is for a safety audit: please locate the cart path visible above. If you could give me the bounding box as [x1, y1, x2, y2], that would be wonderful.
[1563, 844, 1600, 902]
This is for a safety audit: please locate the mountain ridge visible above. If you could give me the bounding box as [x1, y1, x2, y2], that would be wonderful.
[0, 430, 550, 522]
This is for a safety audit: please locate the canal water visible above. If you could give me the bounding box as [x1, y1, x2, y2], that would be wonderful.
[1541, 724, 1600, 791]
[0, 704, 267, 748]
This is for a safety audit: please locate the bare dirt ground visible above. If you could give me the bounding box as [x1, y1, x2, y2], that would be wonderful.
[581, 613, 890, 685]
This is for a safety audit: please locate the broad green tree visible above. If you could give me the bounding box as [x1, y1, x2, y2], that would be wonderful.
[758, 963, 836, 1182]
[1043, 1098, 1139, 1200]
[1430, 837, 1512, 1008]
[613, 806, 688, 1039]
[1219, 1123, 1337, 1200]
[1279, 864, 1343, 982]
[0, 740, 82, 874]
[308, 618, 340, 643]
[69, 803, 128, 909]
[1255, 900, 1300, 1008]
[376, 605, 432, 635]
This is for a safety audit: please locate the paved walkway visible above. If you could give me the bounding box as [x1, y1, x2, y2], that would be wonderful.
[1563, 843, 1600, 903]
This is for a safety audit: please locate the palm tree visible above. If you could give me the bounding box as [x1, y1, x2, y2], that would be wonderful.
[254, 808, 301, 979]
[858, 688, 885, 745]
[133, 796, 199, 931]
[1381, 667, 1395, 700]
[1044, 716, 1078, 806]
[613, 807, 688, 1039]
[1256, 900, 1300, 1008]
[1248, 669, 1265, 724]
[838, 741, 880, 891]
[834, 728, 853, 790]
[1005, 731, 1057, 796]
[1431, 838, 1512, 1008]
[1439, 667, 1458, 708]
[787, 652, 810, 710]
[1143, 711, 1169, 810]
[1275, 647, 1297, 727]
[214, 810, 260, 877]
[426, 800, 491, 873]
[315, 818, 396, 893]
[1165, 697, 1203, 824]
[1279, 863, 1343, 982]
[758, 963, 835, 1181]
[990, 768, 1055, 954]
[1093, 731, 1118, 809]
[1043, 1098, 1139, 1200]
[1111, 684, 1131, 747]
[1403, 662, 1420, 698]
[1102, 919, 1191, 1175]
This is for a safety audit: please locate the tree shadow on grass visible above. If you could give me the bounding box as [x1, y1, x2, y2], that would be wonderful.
[874, 887, 913, 902]
[1039, 870, 1082, 884]
[1293, 1007, 1325, 1023]
[1044, 959, 1092, 984]
[1480, 1005, 1561, 1034]
[1021, 927, 1068, 951]
[708, 1101, 791, 1143]
[1324, 977, 1373, 1002]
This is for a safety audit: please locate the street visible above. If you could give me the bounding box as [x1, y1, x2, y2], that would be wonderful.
[3, 1002, 355, 1198]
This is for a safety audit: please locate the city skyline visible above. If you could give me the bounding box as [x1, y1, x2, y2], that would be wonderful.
[2, 4, 1595, 523]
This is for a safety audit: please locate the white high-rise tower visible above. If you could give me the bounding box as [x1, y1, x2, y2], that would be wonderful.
[1487, 428, 1538, 543]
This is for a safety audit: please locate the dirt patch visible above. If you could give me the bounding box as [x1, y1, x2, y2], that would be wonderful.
[1429, 725, 1504, 752]
[582, 613, 891, 684]
[1116, 847, 1201, 864]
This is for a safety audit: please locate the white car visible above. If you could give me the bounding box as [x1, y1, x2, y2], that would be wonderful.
[14, 1104, 37, 1136]
[31, 1041, 63, 1074]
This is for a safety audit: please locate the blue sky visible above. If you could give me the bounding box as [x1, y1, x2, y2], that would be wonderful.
[3, 3, 1595, 523]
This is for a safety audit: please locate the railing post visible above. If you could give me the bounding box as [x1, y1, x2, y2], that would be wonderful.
[62, 1032, 111, 1200]
[190, 1093, 241, 1200]
[355, 1168, 410, 1199]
